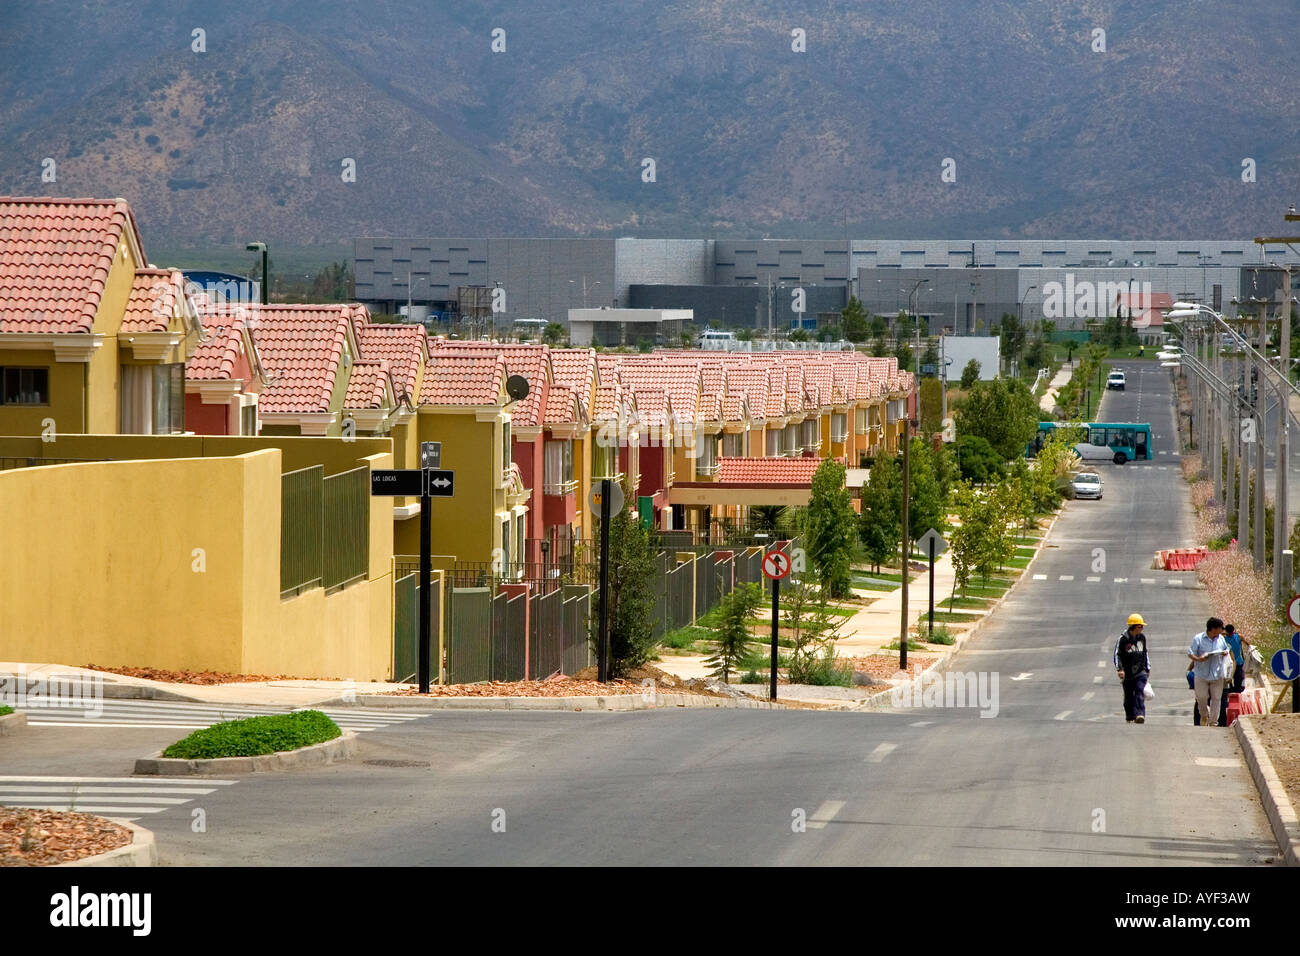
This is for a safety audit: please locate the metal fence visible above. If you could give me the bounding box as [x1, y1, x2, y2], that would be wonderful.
[447, 587, 492, 684]
[281, 465, 324, 597]
[392, 571, 440, 684]
[491, 590, 527, 681]
[530, 588, 564, 678]
[280, 464, 370, 598]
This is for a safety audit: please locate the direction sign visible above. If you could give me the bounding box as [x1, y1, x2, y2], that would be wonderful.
[762, 551, 792, 581]
[588, 481, 624, 517]
[371, 469, 423, 496]
[1271, 648, 1300, 682]
[420, 441, 442, 469]
[917, 528, 948, 557]
[1287, 596, 1300, 630]
[424, 469, 455, 498]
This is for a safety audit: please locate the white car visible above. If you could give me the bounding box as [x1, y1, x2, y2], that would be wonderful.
[1156, 346, 1182, 361]
[1106, 371, 1126, 390]
[1071, 472, 1103, 500]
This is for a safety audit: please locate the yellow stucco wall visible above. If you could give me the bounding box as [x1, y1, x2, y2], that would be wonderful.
[0, 446, 395, 680]
[0, 350, 84, 436]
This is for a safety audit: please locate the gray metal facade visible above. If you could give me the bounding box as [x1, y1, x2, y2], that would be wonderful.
[354, 236, 1300, 328]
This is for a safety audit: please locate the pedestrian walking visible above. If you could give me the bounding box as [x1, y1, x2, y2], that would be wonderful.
[1223, 625, 1246, 695]
[1114, 613, 1151, 724]
[1188, 617, 1233, 727]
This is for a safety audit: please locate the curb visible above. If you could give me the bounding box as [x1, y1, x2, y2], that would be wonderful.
[58, 821, 156, 867]
[855, 507, 1064, 712]
[1233, 716, 1300, 866]
[327, 692, 796, 712]
[134, 730, 358, 775]
[0, 710, 27, 735]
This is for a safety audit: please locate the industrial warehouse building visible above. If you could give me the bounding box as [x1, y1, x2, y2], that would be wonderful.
[354, 237, 1300, 333]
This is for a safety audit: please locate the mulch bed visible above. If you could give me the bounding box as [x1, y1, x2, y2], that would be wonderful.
[845, 653, 942, 682]
[381, 664, 734, 700]
[1251, 713, 1300, 815]
[82, 664, 333, 685]
[0, 808, 132, 867]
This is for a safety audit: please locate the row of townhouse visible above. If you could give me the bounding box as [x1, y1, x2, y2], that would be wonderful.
[0, 195, 916, 598]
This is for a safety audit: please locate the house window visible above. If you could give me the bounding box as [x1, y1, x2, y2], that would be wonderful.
[501, 420, 511, 478]
[544, 439, 574, 494]
[500, 517, 511, 570]
[801, 419, 818, 450]
[593, 439, 618, 479]
[697, 435, 718, 476]
[1, 367, 49, 405]
[240, 403, 258, 436]
[119, 363, 184, 434]
[783, 424, 799, 455]
[832, 413, 848, 443]
[855, 408, 867, 434]
[765, 429, 780, 457]
[722, 432, 744, 457]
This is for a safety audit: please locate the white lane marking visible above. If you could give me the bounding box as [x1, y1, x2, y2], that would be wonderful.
[1059, 575, 1074, 581]
[909, 720, 934, 727]
[1113, 577, 1128, 583]
[1032, 573, 1047, 580]
[1081, 691, 1095, 701]
[866, 743, 897, 763]
[1097, 661, 1106, 668]
[1169, 579, 1184, 586]
[1054, 710, 1073, 720]
[0, 776, 235, 784]
[807, 799, 847, 829]
[1140, 578, 1156, 585]
[1010, 672, 1033, 681]
[1093, 675, 1104, 684]
[1087, 576, 1101, 582]
[0, 785, 221, 795]
[1194, 757, 1239, 768]
[0, 794, 194, 805]
[1159, 450, 1169, 455]
[0, 803, 179, 814]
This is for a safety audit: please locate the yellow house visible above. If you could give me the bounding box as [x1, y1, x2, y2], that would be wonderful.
[0, 197, 200, 437]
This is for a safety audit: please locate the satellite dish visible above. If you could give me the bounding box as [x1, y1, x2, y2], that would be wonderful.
[505, 375, 530, 402]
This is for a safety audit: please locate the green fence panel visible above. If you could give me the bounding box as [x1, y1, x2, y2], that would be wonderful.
[492, 591, 527, 682]
[448, 587, 492, 684]
[323, 466, 369, 591]
[280, 465, 323, 597]
[393, 573, 418, 683]
[530, 589, 564, 678]
[561, 587, 592, 675]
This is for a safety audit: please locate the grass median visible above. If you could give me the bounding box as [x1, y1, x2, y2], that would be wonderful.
[161, 710, 341, 760]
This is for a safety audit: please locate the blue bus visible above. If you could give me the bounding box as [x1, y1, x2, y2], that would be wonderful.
[1026, 421, 1153, 464]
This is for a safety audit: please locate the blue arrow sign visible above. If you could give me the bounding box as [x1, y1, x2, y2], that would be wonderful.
[1271, 648, 1300, 682]
[1293, 632, 1300, 654]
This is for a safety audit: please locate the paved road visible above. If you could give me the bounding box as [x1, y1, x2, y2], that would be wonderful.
[0, 362, 1276, 864]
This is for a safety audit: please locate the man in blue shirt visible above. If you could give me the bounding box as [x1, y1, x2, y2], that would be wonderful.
[1189, 617, 1233, 727]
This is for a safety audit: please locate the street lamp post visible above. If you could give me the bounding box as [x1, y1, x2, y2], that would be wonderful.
[246, 242, 268, 305]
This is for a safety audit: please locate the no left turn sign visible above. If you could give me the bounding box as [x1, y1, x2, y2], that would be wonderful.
[762, 551, 792, 581]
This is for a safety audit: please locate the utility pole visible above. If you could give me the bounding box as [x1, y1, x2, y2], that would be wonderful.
[1255, 299, 1268, 571]
[1275, 263, 1292, 600]
[899, 423, 911, 672]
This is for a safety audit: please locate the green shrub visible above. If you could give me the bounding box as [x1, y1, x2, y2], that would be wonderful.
[788, 645, 854, 686]
[0, 705, 12, 717]
[920, 624, 957, 645]
[740, 669, 764, 685]
[162, 710, 341, 759]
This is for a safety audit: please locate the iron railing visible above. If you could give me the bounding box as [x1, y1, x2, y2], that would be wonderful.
[281, 465, 324, 597]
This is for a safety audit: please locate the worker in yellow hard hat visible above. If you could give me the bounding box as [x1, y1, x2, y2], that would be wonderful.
[1114, 613, 1151, 723]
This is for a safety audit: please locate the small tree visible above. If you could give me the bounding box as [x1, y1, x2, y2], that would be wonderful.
[859, 454, 901, 571]
[783, 576, 850, 685]
[543, 322, 566, 345]
[906, 437, 945, 542]
[956, 433, 1003, 483]
[591, 510, 659, 677]
[955, 376, 1040, 461]
[841, 296, 870, 342]
[704, 582, 762, 682]
[960, 358, 981, 389]
[806, 459, 856, 597]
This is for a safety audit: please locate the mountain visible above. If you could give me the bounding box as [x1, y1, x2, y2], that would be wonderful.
[1, 0, 1297, 253]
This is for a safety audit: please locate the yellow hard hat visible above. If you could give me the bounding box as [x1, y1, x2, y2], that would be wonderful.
[1127, 613, 1145, 627]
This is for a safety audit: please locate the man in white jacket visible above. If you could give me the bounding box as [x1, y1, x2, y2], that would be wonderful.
[1188, 617, 1233, 727]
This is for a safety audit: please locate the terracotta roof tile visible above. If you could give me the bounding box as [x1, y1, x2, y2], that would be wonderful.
[186, 318, 247, 381]
[0, 196, 146, 333]
[234, 304, 355, 414]
[420, 351, 506, 406]
[432, 341, 550, 425]
[721, 395, 748, 423]
[344, 359, 393, 409]
[543, 382, 583, 425]
[716, 457, 824, 484]
[122, 267, 189, 332]
[357, 322, 427, 406]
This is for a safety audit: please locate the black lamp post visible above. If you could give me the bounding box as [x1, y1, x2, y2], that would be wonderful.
[246, 242, 269, 305]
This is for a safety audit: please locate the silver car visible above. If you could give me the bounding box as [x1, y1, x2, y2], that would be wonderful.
[1072, 472, 1103, 500]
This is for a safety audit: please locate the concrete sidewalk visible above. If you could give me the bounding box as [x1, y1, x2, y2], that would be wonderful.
[0, 661, 404, 707]
[1039, 360, 1076, 414]
[835, 553, 967, 657]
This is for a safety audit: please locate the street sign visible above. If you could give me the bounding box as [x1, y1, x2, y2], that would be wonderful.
[424, 469, 455, 497]
[420, 441, 441, 469]
[917, 528, 948, 557]
[1287, 596, 1300, 629]
[762, 551, 792, 581]
[588, 481, 624, 517]
[1271, 648, 1299, 682]
[370, 469, 424, 496]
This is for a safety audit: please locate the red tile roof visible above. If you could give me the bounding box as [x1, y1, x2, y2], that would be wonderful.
[344, 360, 393, 409]
[433, 342, 550, 425]
[122, 267, 190, 332]
[543, 383, 583, 425]
[0, 196, 147, 333]
[186, 318, 247, 381]
[237, 305, 354, 414]
[716, 457, 825, 484]
[420, 351, 506, 406]
[550, 348, 598, 412]
[721, 395, 748, 423]
[357, 323, 427, 406]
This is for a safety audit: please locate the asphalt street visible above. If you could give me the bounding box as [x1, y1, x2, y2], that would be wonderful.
[1, 360, 1276, 865]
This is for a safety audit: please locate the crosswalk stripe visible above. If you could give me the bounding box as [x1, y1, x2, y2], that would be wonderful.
[0, 775, 236, 816]
[0, 775, 234, 784]
[21, 700, 421, 733]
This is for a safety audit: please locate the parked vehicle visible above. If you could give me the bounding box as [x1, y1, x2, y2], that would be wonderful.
[1071, 472, 1103, 499]
[1107, 371, 1126, 390]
